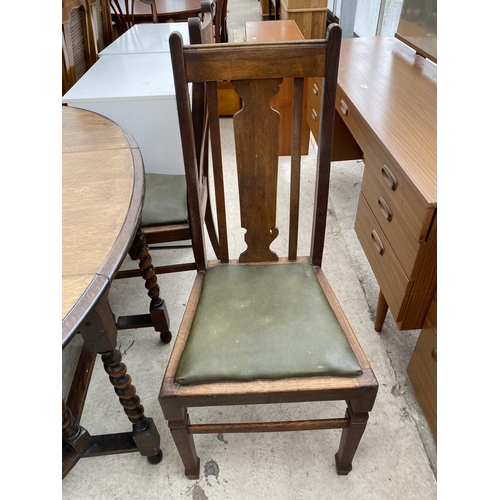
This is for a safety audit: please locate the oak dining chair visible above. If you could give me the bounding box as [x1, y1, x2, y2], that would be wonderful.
[88, 0, 114, 52]
[214, 0, 228, 43]
[110, 0, 159, 37]
[62, 0, 98, 94]
[114, 0, 221, 344]
[158, 23, 379, 478]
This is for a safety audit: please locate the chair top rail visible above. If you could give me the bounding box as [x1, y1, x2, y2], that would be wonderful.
[170, 35, 331, 82]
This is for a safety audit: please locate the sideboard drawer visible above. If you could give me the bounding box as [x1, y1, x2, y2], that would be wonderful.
[363, 145, 433, 242]
[307, 78, 363, 162]
[306, 90, 320, 143]
[361, 156, 428, 279]
[309, 77, 322, 107]
[355, 194, 412, 322]
[306, 77, 321, 142]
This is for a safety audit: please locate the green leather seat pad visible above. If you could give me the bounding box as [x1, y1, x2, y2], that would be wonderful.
[141, 174, 188, 227]
[175, 263, 362, 385]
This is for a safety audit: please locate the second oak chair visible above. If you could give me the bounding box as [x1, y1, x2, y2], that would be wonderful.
[114, 1, 221, 344]
[159, 24, 379, 478]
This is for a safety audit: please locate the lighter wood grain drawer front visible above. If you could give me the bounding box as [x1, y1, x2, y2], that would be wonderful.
[306, 77, 321, 143]
[355, 194, 412, 323]
[361, 157, 428, 279]
[334, 85, 367, 151]
[309, 77, 321, 107]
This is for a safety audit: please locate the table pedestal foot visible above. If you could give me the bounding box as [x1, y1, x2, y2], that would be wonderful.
[62, 399, 92, 455]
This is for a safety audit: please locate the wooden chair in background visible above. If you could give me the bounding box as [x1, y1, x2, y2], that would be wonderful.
[88, 0, 114, 52]
[214, 0, 228, 43]
[114, 0, 221, 344]
[158, 24, 379, 478]
[62, 0, 98, 94]
[110, 0, 159, 37]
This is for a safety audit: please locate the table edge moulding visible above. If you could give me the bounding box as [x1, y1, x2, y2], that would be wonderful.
[62, 106, 167, 478]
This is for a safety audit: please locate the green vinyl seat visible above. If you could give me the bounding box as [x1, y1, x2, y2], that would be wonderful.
[175, 262, 362, 385]
[141, 174, 188, 227]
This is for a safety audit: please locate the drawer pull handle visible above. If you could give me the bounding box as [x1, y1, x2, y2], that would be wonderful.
[381, 164, 398, 191]
[312, 83, 319, 95]
[371, 230, 384, 255]
[378, 197, 393, 221]
[311, 109, 318, 121]
[340, 99, 349, 116]
[431, 347, 437, 363]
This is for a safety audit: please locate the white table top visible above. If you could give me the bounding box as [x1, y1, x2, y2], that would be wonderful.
[99, 22, 190, 56]
[62, 52, 177, 103]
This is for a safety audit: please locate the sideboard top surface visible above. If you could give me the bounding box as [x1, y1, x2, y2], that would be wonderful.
[338, 36, 437, 206]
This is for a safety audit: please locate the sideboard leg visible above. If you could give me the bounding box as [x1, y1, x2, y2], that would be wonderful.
[374, 290, 388, 332]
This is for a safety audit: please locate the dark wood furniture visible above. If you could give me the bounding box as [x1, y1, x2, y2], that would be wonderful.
[244, 20, 309, 156]
[267, 0, 280, 20]
[62, 0, 98, 94]
[114, 0, 203, 22]
[213, 0, 240, 116]
[158, 24, 378, 479]
[114, 1, 221, 327]
[213, 0, 228, 43]
[88, 0, 114, 50]
[110, 0, 159, 37]
[259, 0, 275, 19]
[62, 106, 169, 477]
[62, 0, 115, 93]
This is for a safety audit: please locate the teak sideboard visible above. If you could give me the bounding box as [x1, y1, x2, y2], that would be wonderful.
[333, 36, 437, 332]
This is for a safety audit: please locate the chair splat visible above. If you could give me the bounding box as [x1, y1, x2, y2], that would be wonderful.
[232, 78, 283, 262]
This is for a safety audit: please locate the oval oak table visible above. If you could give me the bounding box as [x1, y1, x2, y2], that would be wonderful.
[115, 0, 203, 22]
[62, 106, 169, 478]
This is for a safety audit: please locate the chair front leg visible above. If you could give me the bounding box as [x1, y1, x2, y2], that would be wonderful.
[168, 410, 200, 479]
[335, 401, 369, 475]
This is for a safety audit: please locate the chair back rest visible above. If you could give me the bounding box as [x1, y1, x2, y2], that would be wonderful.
[188, 1, 214, 44]
[214, 0, 228, 43]
[62, 0, 98, 94]
[88, 0, 114, 52]
[169, 24, 342, 268]
[110, 0, 158, 37]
